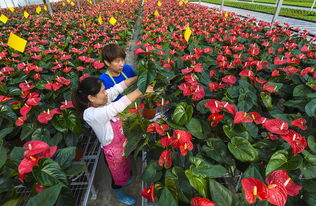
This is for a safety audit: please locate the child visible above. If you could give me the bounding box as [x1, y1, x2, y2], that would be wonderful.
[100, 43, 136, 101]
[72, 76, 153, 206]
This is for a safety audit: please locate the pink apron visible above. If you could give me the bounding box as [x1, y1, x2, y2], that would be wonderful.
[102, 117, 131, 186]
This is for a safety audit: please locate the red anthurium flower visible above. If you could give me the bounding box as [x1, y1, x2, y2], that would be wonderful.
[80, 73, 91, 82]
[191, 85, 205, 101]
[209, 82, 225, 92]
[31, 54, 42, 60]
[93, 61, 105, 69]
[274, 56, 286, 65]
[179, 82, 193, 96]
[60, 100, 74, 110]
[291, 118, 307, 130]
[60, 54, 72, 60]
[272, 70, 280, 77]
[267, 132, 278, 140]
[248, 47, 260, 56]
[266, 184, 287, 206]
[184, 74, 198, 84]
[300, 67, 314, 76]
[172, 130, 193, 156]
[23, 140, 53, 157]
[55, 76, 71, 86]
[156, 98, 170, 107]
[0, 95, 13, 102]
[205, 99, 222, 114]
[280, 130, 307, 154]
[33, 73, 42, 80]
[129, 103, 144, 114]
[141, 184, 155, 202]
[26, 97, 41, 106]
[221, 101, 236, 115]
[248, 112, 262, 124]
[234, 111, 253, 124]
[266, 170, 302, 196]
[160, 133, 175, 147]
[263, 119, 288, 135]
[15, 115, 27, 126]
[222, 75, 236, 86]
[158, 150, 172, 169]
[208, 113, 224, 127]
[147, 123, 170, 136]
[1, 66, 14, 74]
[18, 156, 39, 181]
[37, 108, 61, 123]
[35, 183, 46, 193]
[239, 70, 255, 79]
[300, 45, 310, 52]
[190, 197, 216, 206]
[19, 81, 35, 91]
[20, 104, 32, 116]
[134, 48, 150, 55]
[241, 178, 268, 204]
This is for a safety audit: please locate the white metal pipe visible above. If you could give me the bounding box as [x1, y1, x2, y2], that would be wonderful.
[311, 0, 316, 10]
[271, 0, 284, 23]
[220, 0, 224, 10]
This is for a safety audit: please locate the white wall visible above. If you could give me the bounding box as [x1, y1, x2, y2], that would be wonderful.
[0, 0, 62, 8]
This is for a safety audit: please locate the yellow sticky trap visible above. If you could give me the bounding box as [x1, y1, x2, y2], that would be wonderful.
[225, 12, 228, 19]
[184, 0, 188, 4]
[154, 10, 159, 16]
[130, 0, 133, 3]
[98, 15, 103, 25]
[157, 1, 162, 6]
[7, 33, 27, 53]
[44, 5, 48, 11]
[62, 2, 66, 6]
[24, 11, 29, 18]
[9, 7, 15, 12]
[109, 17, 117, 25]
[184, 25, 192, 42]
[67, 0, 70, 3]
[179, 1, 183, 6]
[121, 0, 125, 3]
[82, 17, 86, 29]
[36, 6, 42, 14]
[0, 14, 8, 24]
[70, 2, 75, 6]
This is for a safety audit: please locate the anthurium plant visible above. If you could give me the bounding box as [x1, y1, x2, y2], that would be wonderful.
[0, 0, 140, 204]
[132, 0, 316, 205]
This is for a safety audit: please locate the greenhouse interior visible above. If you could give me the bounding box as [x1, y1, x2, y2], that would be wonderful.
[1, 0, 316, 205]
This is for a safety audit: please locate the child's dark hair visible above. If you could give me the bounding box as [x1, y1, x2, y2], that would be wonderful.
[101, 43, 126, 63]
[71, 76, 102, 118]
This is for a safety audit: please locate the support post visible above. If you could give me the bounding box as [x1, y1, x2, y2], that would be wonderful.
[10, 0, 16, 7]
[46, 0, 53, 17]
[311, 0, 316, 10]
[271, 0, 283, 24]
[220, 0, 224, 10]
[76, 0, 81, 9]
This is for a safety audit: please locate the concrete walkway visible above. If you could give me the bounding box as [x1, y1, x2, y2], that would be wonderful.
[193, 2, 316, 36]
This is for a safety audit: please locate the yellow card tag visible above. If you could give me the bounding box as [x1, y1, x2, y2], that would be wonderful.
[179, 1, 183, 6]
[62, 2, 66, 6]
[70, 2, 75, 6]
[67, 0, 71, 3]
[82, 17, 86, 29]
[121, 0, 125, 3]
[36, 6, 42, 14]
[24, 11, 30, 18]
[184, 26, 192, 42]
[9, 7, 15, 12]
[44, 5, 48, 11]
[184, 0, 188, 4]
[98, 15, 103, 25]
[157, 1, 162, 6]
[154, 10, 159, 16]
[0, 14, 8, 24]
[109, 17, 117, 25]
[7, 33, 27, 53]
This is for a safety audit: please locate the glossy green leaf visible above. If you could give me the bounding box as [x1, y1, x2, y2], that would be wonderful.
[9, 146, 25, 162]
[26, 183, 63, 206]
[196, 99, 210, 114]
[242, 165, 264, 182]
[2, 199, 21, 206]
[223, 125, 250, 140]
[171, 166, 192, 203]
[185, 118, 204, 139]
[137, 69, 156, 94]
[293, 84, 311, 97]
[307, 135, 316, 153]
[228, 137, 258, 162]
[185, 170, 208, 198]
[0, 127, 14, 140]
[54, 147, 76, 169]
[142, 160, 162, 183]
[158, 187, 177, 206]
[125, 134, 142, 157]
[202, 138, 235, 165]
[0, 105, 17, 120]
[209, 179, 238, 206]
[265, 150, 288, 176]
[173, 102, 193, 126]
[260, 92, 272, 111]
[32, 128, 51, 144]
[305, 99, 316, 117]
[20, 123, 37, 140]
[0, 142, 7, 168]
[64, 162, 85, 176]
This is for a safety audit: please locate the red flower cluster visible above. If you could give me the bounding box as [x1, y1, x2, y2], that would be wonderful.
[242, 170, 301, 206]
[141, 183, 155, 202]
[18, 140, 57, 182]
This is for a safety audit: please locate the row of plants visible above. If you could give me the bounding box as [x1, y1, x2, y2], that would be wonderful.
[124, 0, 316, 205]
[193, 0, 316, 22]
[238, 0, 314, 8]
[0, 0, 140, 205]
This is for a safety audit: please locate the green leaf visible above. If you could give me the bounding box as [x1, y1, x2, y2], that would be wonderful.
[137, 69, 156, 93]
[209, 179, 238, 206]
[260, 92, 272, 111]
[26, 183, 63, 206]
[20, 123, 37, 140]
[228, 137, 258, 162]
[32, 158, 68, 186]
[202, 138, 235, 165]
[293, 84, 311, 97]
[158, 187, 177, 206]
[0, 127, 14, 140]
[64, 162, 85, 176]
[2, 199, 21, 206]
[55, 187, 75, 206]
[191, 164, 227, 178]
[125, 134, 142, 157]
[302, 179, 316, 205]
[185, 170, 208, 198]
[223, 125, 250, 140]
[9, 146, 25, 162]
[32, 128, 51, 144]
[196, 99, 211, 114]
[305, 99, 316, 117]
[142, 160, 162, 183]
[265, 150, 288, 176]
[171, 166, 192, 203]
[0, 143, 7, 168]
[185, 118, 204, 139]
[302, 150, 316, 165]
[242, 165, 264, 182]
[54, 147, 76, 169]
[308, 135, 316, 153]
[172, 102, 193, 126]
[0, 105, 17, 120]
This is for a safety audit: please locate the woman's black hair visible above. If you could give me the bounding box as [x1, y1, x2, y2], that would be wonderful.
[101, 43, 126, 63]
[71, 76, 102, 118]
